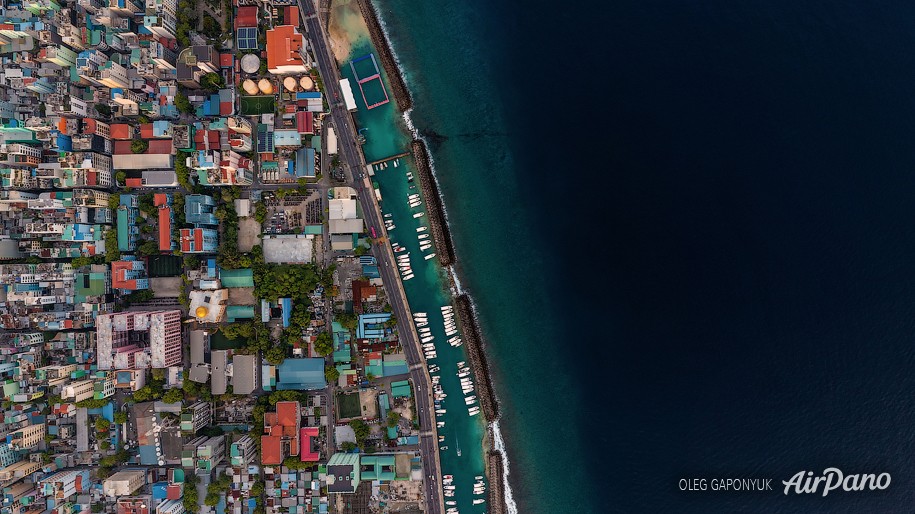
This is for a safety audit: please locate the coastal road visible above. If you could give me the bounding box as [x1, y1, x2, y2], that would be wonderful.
[297, 3, 444, 513]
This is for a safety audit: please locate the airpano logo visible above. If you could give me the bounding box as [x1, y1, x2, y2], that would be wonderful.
[782, 468, 891, 496]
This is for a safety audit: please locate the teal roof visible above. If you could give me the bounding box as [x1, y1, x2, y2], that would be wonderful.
[276, 358, 326, 390]
[117, 209, 130, 251]
[391, 380, 411, 399]
[361, 455, 396, 481]
[226, 305, 255, 322]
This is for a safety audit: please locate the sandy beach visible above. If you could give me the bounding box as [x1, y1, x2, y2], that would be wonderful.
[328, 0, 369, 62]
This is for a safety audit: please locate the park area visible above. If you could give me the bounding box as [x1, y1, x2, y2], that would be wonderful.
[336, 391, 362, 420]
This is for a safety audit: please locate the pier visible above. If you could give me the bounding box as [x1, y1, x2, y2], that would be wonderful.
[366, 151, 411, 168]
[488, 449, 507, 514]
[455, 294, 499, 422]
[412, 140, 456, 266]
[355, 0, 413, 111]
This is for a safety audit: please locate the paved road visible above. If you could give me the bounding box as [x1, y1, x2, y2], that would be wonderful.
[297, 3, 443, 513]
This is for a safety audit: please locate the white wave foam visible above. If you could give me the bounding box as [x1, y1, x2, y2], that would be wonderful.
[450, 266, 464, 294]
[492, 420, 519, 514]
[373, 4, 513, 510]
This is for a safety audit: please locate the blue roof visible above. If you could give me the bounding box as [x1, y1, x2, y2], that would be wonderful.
[139, 445, 158, 465]
[276, 358, 327, 390]
[281, 298, 292, 328]
[362, 265, 380, 278]
[237, 27, 258, 49]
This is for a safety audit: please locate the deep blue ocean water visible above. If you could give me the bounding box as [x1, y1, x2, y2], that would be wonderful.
[377, 0, 915, 511]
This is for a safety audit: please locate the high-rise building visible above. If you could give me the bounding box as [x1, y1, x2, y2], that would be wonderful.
[96, 311, 182, 369]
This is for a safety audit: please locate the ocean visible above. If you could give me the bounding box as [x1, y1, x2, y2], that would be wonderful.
[374, 0, 915, 512]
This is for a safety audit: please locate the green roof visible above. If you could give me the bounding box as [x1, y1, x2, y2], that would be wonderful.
[302, 225, 323, 235]
[117, 209, 130, 251]
[74, 271, 107, 302]
[391, 380, 412, 399]
[226, 305, 255, 322]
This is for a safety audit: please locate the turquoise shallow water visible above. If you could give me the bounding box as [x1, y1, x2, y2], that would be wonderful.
[370, 1, 594, 511]
[339, 33, 489, 513]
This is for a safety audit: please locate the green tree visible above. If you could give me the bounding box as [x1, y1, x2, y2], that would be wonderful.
[115, 171, 127, 185]
[95, 418, 111, 432]
[254, 201, 268, 224]
[282, 457, 314, 470]
[335, 312, 358, 331]
[313, 332, 333, 356]
[99, 440, 111, 450]
[341, 441, 357, 452]
[325, 365, 340, 382]
[349, 419, 371, 449]
[264, 346, 287, 365]
[131, 139, 149, 154]
[71, 256, 93, 268]
[137, 240, 159, 257]
[129, 289, 155, 303]
[200, 72, 225, 92]
[94, 104, 112, 117]
[105, 228, 121, 262]
[175, 92, 194, 114]
[162, 388, 184, 404]
[114, 412, 128, 424]
[75, 398, 110, 409]
[387, 410, 400, 428]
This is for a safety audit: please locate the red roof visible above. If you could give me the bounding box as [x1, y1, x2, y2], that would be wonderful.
[110, 124, 132, 140]
[111, 261, 138, 290]
[126, 178, 143, 187]
[220, 102, 233, 116]
[235, 6, 258, 29]
[261, 435, 282, 465]
[153, 194, 168, 206]
[219, 53, 234, 68]
[113, 140, 132, 155]
[139, 124, 154, 139]
[276, 401, 299, 427]
[147, 139, 173, 154]
[166, 484, 182, 501]
[300, 427, 319, 462]
[284, 6, 298, 23]
[158, 207, 172, 251]
[296, 111, 314, 134]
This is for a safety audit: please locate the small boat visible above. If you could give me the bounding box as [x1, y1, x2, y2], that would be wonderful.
[473, 499, 485, 505]
[393, 160, 399, 167]
[475, 476, 484, 480]
[446, 501, 456, 506]
[417, 226, 428, 233]
[414, 212, 425, 218]
[440, 446, 448, 450]
[425, 253, 436, 260]
[384, 213, 392, 218]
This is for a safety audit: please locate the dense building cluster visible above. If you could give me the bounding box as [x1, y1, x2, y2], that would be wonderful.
[0, 0, 435, 511]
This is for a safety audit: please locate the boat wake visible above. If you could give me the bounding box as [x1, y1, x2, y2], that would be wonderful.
[492, 420, 519, 514]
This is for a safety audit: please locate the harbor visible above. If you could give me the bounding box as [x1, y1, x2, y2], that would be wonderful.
[331, 7, 491, 511]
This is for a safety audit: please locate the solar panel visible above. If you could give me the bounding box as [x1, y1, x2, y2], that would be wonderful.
[237, 28, 258, 50]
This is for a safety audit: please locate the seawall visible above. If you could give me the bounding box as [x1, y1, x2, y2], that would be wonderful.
[355, 0, 412, 111]
[412, 139, 456, 266]
[488, 448, 507, 514]
[455, 294, 498, 422]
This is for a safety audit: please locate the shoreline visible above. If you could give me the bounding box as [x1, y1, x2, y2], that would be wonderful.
[356, 1, 516, 511]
